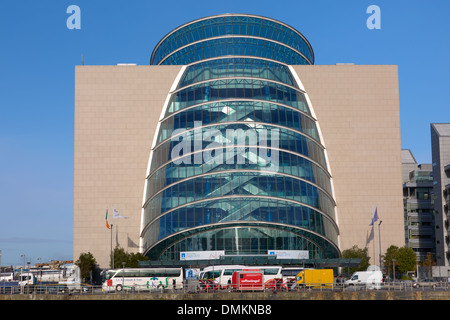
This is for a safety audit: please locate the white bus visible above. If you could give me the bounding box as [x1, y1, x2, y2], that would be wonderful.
[200, 265, 284, 289]
[281, 267, 305, 281]
[199, 265, 245, 289]
[102, 267, 183, 292]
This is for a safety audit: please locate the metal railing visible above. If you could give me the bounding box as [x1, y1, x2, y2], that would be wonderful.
[1, 281, 449, 295]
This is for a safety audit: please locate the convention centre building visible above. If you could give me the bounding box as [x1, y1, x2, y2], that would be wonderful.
[74, 14, 404, 268]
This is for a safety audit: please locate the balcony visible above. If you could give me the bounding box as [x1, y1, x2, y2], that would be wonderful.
[407, 225, 433, 236]
[405, 199, 433, 211]
[408, 238, 435, 249]
[403, 181, 433, 188]
[406, 212, 433, 223]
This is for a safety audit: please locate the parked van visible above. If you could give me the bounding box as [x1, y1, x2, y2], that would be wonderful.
[344, 271, 382, 289]
[294, 269, 334, 289]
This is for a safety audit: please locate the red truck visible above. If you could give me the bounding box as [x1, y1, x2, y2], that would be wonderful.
[231, 270, 264, 291]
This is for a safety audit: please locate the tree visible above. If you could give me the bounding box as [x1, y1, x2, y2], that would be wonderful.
[383, 245, 399, 278]
[396, 246, 416, 275]
[382, 245, 416, 280]
[75, 252, 97, 283]
[112, 247, 149, 268]
[341, 245, 371, 276]
[128, 252, 149, 268]
[113, 247, 129, 268]
[423, 252, 435, 278]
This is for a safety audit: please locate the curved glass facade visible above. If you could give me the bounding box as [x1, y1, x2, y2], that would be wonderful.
[151, 14, 314, 65]
[166, 78, 310, 115]
[142, 14, 339, 261]
[177, 58, 299, 88]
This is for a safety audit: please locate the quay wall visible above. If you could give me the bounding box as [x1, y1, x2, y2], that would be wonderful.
[1, 291, 450, 300]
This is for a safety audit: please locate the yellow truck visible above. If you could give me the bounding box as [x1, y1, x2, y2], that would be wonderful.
[294, 269, 334, 289]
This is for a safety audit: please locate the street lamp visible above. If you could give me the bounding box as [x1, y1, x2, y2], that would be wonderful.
[392, 259, 396, 283]
[122, 262, 126, 288]
[37, 258, 42, 282]
[20, 254, 26, 276]
[110, 224, 114, 269]
[378, 220, 382, 268]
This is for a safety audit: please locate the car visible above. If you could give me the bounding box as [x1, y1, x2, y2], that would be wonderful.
[412, 278, 438, 288]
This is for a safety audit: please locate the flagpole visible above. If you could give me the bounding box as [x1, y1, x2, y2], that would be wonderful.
[105, 208, 111, 268]
[378, 220, 382, 269]
[372, 206, 376, 267]
[111, 223, 114, 269]
[373, 223, 376, 267]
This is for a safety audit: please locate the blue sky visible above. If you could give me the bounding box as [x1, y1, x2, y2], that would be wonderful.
[0, 0, 448, 266]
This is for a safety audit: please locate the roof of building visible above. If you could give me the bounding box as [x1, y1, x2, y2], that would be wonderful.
[431, 123, 450, 137]
[402, 149, 417, 164]
[150, 13, 315, 65]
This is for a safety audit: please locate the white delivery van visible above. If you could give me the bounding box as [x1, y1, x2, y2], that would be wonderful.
[344, 270, 382, 289]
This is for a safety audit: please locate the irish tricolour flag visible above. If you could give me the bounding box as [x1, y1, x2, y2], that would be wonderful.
[106, 209, 111, 229]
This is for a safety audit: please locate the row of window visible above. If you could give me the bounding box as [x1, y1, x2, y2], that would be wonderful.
[141, 197, 338, 245]
[146, 149, 332, 201]
[149, 124, 327, 174]
[151, 15, 313, 65]
[143, 173, 336, 225]
[105, 269, 181, 279]
[178, 57, 298, 88]
[167, 78, 309, 115]
[143, 226, 336, 261]
[158, 101, 319, 145]
[159, 37, 309, 66]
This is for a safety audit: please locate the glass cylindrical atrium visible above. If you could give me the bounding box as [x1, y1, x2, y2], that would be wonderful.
[142, 14, 339, 260]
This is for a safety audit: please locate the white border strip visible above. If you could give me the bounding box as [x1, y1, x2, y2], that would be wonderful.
[139, 66, 187, 252]
[289, 66, 341, 248]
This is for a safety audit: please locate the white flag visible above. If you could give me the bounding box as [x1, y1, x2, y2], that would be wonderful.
[113, 207, 128, 219]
